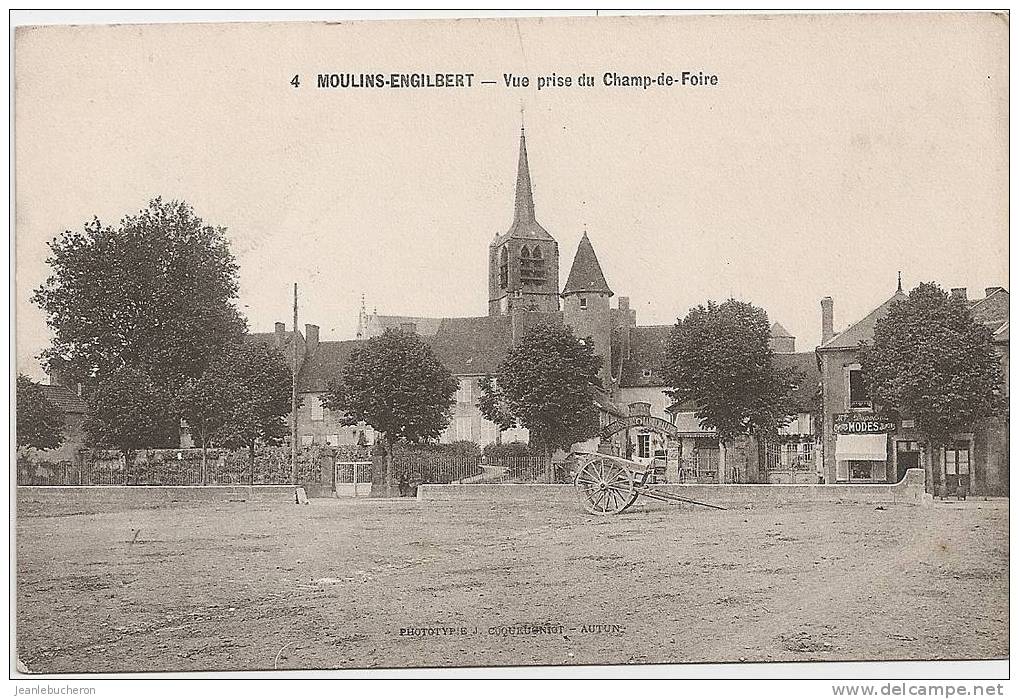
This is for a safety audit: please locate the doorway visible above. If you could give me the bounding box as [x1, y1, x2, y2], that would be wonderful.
[896, 440, 922, 483]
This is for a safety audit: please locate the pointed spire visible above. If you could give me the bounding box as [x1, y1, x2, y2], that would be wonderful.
[513, 125, 535, 225]
[897, 271, 903, 293]
[563, 231, 613, 297]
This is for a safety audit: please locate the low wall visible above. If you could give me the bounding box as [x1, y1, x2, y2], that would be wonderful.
[17, 485, 300, 507]
[417, 468, 928, 508]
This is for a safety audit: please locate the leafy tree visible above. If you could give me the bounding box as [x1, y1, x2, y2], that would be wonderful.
[32, 198, 246, 397]
[173, 353, 245, 485]
[478, 319, 602, 462]
[664, 299, 800, 480]
[82, 365, 177, 475]
[860, 282, 1005, 493]
[16, 374, 65, 451]
[211, 341, 294, 484]
[323, 328, 458, 497]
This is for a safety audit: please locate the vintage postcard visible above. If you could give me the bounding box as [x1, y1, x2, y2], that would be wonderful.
[11, 11, 1009, 682]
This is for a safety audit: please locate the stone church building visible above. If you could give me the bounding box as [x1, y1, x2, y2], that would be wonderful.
[256, 128, 819, 482]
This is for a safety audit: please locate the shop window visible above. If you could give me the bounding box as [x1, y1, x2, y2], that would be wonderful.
[944, 441, 971, 476]
[849, 460, 872, 481]
[848, 369, 871, 409]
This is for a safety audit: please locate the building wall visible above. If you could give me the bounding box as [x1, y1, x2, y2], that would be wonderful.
[563, 292, 613, 389]
[437, 376, 529, 447]
[297, 391, 374, 447]
[617, 386, 672, 420]
[818, 347, 1008, 494]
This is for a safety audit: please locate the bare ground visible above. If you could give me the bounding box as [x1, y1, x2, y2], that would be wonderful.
[15, 495, 1008, 672]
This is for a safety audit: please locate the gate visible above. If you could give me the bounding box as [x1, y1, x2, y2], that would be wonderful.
[335, 461, 373, 497]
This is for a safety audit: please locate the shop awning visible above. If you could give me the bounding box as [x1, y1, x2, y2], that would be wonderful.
[835, 434, 887, 461]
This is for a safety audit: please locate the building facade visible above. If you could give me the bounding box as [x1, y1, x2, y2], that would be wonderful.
[258, 127, 820, 479]
[816, 284, 1009, 495]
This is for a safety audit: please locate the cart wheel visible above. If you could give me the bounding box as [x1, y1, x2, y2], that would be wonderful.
[575, 457, 637, 515]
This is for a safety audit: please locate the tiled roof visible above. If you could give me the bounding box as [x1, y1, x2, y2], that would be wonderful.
[819, 290, 908, 351]
[562, 232, 613, 297]
[371, 315, 443, 337]
[970, 288, 1009, 329]
[427, 315, 516, 376]
[993, 321, 1009, 342]
[296, 340, 364, 392]
[247, 330, 299, 351]
[38, 384, 87, 414]
[770, 322, 793, 338]
[619, 327, 819, 414]
[618, 325, 673, 387]
[821, 287, 1009, 351]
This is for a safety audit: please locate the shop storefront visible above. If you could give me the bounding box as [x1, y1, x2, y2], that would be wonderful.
[832, 413, 897, 483]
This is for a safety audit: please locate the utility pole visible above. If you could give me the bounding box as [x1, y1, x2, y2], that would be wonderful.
[291, 282, 299, 487]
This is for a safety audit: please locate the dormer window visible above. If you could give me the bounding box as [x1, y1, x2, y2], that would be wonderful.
[579, 297, 588, 310]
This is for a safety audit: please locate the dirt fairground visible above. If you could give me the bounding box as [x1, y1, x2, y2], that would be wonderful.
[15, 495, 1008, 672]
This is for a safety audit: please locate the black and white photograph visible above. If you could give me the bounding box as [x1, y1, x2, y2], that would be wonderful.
[9, 9, 1011, 687]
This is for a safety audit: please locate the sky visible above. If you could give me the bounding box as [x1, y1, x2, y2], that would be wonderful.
[14, 13, 1009, 380]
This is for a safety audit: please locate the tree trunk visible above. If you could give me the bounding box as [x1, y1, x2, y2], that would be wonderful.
[121, 449, 129, 486]
[383, 435, 395, 498]
[717, 440, 726, 484]
[933, 441, 947, 498]
[200, 426, 208, 486]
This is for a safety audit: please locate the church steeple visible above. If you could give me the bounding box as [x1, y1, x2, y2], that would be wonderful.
[513, 127, 535, 225]
[488, 125, 560, 316]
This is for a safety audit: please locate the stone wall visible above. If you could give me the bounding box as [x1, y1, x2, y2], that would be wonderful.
[17, 485, 300, 507]
[417, 467, 928, 508]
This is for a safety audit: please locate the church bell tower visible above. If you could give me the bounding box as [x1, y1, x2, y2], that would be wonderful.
[488, 127, 560, 316]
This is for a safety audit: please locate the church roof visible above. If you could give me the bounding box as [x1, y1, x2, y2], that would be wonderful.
[562, 232, 613, 297]
[493, 129, 554, 245]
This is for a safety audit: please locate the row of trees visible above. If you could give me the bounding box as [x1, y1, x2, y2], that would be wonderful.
[25, 198, 1004, 494]
[27, 199, 293, 479]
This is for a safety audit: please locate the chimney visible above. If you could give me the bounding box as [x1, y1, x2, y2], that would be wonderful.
[821, 297, 834, 345]
[985, 286, 1004, 298]
[304, 324, 319, 354]
[950, 287, 967, 301]
[399, 322, 417, 334]
[274, 321, 286, 348]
